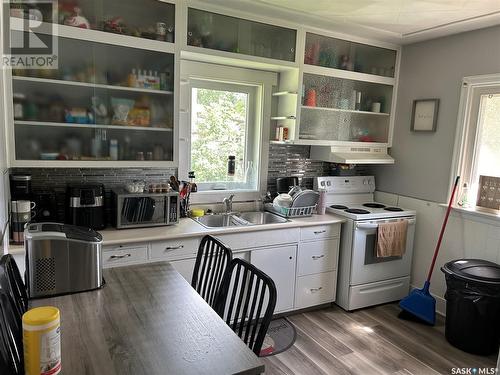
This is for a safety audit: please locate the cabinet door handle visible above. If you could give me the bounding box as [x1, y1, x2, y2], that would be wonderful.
[165, 245, 184, 251]
[312, 255, 325, 260]
[313, 230, 326, 234]
[310, 287, 323, 293]
[110, 254, 131, 259]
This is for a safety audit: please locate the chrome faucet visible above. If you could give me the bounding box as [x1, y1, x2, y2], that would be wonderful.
[222, 194, 235, 214]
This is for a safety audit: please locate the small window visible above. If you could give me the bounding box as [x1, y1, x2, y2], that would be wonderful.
[189, 79, 259, 192]
[454, 77, 500, 211]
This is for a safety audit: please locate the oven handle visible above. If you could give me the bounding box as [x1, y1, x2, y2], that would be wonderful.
[356, 218, 416, 229]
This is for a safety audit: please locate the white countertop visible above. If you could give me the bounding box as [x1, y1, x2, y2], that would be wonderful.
[7, 213, 345, 254]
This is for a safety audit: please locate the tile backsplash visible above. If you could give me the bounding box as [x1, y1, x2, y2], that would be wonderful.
[266, 144, 331, 194]
[10, 167, 177, 223]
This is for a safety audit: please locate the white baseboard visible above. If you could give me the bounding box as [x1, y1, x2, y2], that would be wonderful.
[409, 283, 446, 317]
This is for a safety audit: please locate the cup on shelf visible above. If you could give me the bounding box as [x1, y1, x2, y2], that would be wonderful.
[371, 102, 381, 113]
[304, 89, 317, 107]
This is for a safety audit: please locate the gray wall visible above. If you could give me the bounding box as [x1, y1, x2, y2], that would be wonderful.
[372, 26, 500, 203]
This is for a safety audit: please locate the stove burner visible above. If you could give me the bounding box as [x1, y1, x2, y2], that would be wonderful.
[345, 208, 370, 214]
[384, 207, 404, 212]
[363, 203, 386, 209]
[330, 205, 348, 210]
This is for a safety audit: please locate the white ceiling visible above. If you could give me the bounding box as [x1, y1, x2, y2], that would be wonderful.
[257, 0, 500, 35]
[201, 0, 500, 44]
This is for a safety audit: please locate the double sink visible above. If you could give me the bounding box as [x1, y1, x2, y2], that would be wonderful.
[195, 211, 288, 228]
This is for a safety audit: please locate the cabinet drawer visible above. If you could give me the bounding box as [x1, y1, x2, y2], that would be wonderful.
[218, 228, 299, 250]
[300, 225, 340, 241]
[103, 245, 148, 268]
[295, 271, 337, 309]
[298, 239, 338, 276]
[150, 237, 199, 261]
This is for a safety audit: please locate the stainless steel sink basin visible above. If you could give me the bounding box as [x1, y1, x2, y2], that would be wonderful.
[195, 214, 250, 228]
[194, 211, 288, 228]
[237, 211, 288, 225]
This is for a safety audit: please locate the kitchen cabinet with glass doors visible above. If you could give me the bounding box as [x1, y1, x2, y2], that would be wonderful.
[7, 0, 177, 167]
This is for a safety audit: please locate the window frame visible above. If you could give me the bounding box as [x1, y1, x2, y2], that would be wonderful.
[189, 79, 258, 191]
[179, 60, 277, 204]
[451, 74, 500, 214]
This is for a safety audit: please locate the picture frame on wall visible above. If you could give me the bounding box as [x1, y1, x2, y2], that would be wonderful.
[410, 99, 440, 132]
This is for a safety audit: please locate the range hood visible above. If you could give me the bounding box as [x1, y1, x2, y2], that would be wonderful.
[310, 145, 394, 164]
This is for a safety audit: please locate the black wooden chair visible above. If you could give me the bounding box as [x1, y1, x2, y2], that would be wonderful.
[191, 235, 233, 308]
[214, 258, 277, 356]
[0, 255, 28, 323]
[0, 291, 24, 375]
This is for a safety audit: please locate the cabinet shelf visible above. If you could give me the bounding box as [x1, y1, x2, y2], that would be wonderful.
[271, 116, 296, 120]
[301, 106, 389, 116]
[12, 76, 173, 95]
[272, 91, 298, 97]
[9, 17, 175, 53]
[302, 64, 395, 86]
[15, 121, 173, 132]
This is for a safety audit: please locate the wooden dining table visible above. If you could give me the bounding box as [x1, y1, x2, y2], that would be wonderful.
[31, 262, 264, 375]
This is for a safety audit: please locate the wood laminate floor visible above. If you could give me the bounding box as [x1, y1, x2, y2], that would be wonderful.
[261, 303, 497, 375]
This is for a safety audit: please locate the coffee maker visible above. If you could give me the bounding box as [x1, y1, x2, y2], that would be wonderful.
[10, 174, 35, 244]
[66, 184, 106, 230]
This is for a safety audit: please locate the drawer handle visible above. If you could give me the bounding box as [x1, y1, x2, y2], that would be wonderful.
[312, 255, 325, 260]
[165, 245, 184, 251]
[310, 287, 323, 293]
[110, 254, 131, 260]
[313, 230, 326, 234]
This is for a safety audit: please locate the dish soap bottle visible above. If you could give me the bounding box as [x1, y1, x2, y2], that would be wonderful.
[458, 183, 470, 207]
[188, 171, 197, 193]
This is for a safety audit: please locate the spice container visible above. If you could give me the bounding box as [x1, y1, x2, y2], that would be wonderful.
[23, 306, 61, 375]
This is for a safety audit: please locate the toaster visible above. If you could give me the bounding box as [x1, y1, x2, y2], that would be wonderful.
[25, 222, 103, 298]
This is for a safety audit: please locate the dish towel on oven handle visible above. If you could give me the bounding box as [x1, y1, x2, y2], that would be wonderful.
[376, 219, 408, 258]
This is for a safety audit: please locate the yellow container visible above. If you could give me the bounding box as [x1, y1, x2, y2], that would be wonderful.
[190, 208, 205, 218]
[23, 307, 61, 375]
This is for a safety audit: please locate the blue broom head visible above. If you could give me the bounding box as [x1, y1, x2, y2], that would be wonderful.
[399, 281, 436, 325]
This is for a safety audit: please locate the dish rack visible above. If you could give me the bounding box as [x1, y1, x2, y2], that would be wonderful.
[264, 203, 316, 218]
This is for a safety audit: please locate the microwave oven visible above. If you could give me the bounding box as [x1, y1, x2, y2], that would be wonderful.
[112, 189, 179, 229]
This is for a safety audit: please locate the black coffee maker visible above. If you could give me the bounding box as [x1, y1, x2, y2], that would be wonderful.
[66, 184, 106, 230]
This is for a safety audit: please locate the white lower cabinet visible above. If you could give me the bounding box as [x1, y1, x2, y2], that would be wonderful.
[295, 271, 337, 309]
[170, 258, 196, 283]
[250, 245, 297, 313]
[101, 223, 341, 314]
[102, 243, 149, 268]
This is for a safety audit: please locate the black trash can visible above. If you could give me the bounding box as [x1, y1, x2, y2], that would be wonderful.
[441, 259, 500, 355]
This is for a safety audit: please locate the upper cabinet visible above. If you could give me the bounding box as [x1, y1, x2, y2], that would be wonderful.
[271, 31, 399, 149]
[304, 32, 396, 78]
[56, 0, 175, 43]
[6, 0, 177, 167]
[187, 8, 297, 63]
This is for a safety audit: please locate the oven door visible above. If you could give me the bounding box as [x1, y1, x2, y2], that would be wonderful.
[350, 217, 416, 286]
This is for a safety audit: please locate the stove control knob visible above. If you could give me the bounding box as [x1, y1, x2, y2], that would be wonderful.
[363, 179, 368, 185]
[368, 179, 373, 185]
[320, 181, 325, 186]
[327, 181, 331, 186]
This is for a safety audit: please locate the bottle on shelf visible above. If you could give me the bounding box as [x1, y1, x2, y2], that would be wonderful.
[128, 69, 137, 88]
[109, 139, 118, 161]
[137, 69, 144, 88]
[458, 183, 470, 207]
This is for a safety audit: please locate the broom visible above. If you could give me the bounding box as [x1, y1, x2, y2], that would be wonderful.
[399, 176, 460, 325]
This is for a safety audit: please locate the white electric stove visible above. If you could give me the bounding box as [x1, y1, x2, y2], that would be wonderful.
[314, 176, 417, 311]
